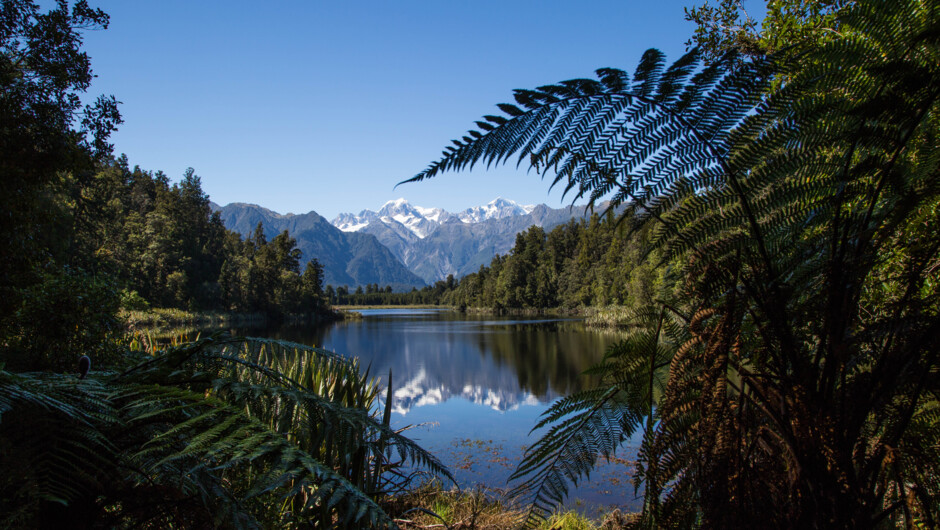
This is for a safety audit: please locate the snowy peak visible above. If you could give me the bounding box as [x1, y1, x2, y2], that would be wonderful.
[330, 197, 535, 239]
[333, 209, 378, 232]
[414, 205, 448, 223]
[455, 197, 535, 223]
[375, 198, 439, 239]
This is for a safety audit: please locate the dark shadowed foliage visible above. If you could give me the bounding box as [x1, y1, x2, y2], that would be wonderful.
[407, 0, 939, 526]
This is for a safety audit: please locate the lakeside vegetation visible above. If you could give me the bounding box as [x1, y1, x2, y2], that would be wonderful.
[386, 484, 633, 529]
[2, 0, 937, 529]
[122, 307, 344, 331]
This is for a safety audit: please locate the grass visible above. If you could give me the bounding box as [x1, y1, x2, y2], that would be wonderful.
[384, 483, 637, 529]
[121, 308, 266, 329]
[121, 307, 345, 330]
[582, 306, 633, 329]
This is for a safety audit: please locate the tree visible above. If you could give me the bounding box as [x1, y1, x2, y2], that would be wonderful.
[302, 258, 325, 311]
[406, 0, 939, 526]
[684, 0, 848, 63]
[0, 0, 123, 370]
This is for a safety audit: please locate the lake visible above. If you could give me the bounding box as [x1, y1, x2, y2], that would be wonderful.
[239, 308, 642, 515]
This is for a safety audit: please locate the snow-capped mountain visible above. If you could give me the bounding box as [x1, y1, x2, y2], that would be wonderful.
[330, 197, 590, 283]
[374, 198, 444, 239]
[331, 197, 534, 239]
[332, 210, 378, 233]
[455, 197, 536, 223]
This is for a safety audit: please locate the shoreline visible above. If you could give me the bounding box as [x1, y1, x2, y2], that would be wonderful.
[121, 307, 345, 330]
[121, 304, 634, 332]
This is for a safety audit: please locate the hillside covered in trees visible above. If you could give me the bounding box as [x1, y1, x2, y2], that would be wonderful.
[442, 215, 666, 310]
[49, 154, 331, 319]
[330, 213, 669, 311]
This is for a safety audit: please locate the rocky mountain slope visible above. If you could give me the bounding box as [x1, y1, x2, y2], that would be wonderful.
[213, 202, 426, 290]
[214, 198, 594, 289]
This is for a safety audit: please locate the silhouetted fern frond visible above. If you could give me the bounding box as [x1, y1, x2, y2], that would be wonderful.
[1, 335, 452, 528]
[509, 306, 686, 527]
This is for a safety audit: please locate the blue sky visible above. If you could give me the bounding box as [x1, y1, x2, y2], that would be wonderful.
[81, 1, 708, 219]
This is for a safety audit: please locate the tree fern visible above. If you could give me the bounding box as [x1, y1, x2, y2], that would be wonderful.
[409, 0, 939, 526]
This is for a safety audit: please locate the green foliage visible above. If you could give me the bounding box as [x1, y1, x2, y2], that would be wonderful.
[0, 336, 453, 528]
[119, 289, 149, 311]
[0, 0, 121, 339]
[75, 161, 333, 318]
[1, 267, 123, 372]
[685, 0, 848, 63]
[412, 0, 940, 526]
[442, 217, 669, 310]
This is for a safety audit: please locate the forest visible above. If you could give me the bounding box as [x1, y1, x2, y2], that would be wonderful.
[327, 215, 665, 310]
[80, 157, 330, 316]
[2, 0, 939, 528]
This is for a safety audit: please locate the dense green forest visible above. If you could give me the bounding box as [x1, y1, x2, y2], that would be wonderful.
[330, 214, 666, 310]
[2, 150, 333, 370]
[442, 215, 665, 310]
[80, 157, 330, 316]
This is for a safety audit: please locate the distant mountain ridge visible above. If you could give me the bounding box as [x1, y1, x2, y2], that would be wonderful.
[213, 198, 595, 289]
[331, 198, 590, 283]
[332, 197, 535, 239]
[212, 202, 426, 290]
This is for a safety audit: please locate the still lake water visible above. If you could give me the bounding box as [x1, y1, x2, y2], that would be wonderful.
[239, 308, 642, 514]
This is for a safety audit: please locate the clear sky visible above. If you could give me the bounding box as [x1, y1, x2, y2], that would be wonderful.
[80, 1, 706, 220]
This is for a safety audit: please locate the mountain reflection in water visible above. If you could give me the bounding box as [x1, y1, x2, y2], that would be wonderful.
[254, 308, 616, 414]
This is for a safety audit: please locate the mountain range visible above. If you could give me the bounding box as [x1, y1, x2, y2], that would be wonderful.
[331, 198, 592, 283]
[213, 203, 425, 290]
[214, 198, 592, 289]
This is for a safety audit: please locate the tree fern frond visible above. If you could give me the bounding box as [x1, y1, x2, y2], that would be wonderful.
[508, 386, 644, 528]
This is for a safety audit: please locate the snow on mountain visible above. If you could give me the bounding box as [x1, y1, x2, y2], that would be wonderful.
[333, 209, 378, 232]
[455, 197, 535, 223]
[330, 197, 534, 239]
[375, 198, 441, 239]
[414, 205, 448, 223]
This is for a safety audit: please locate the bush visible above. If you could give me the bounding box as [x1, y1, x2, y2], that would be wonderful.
[3, 267, 123, 372]
[119, 289, 149, 311]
